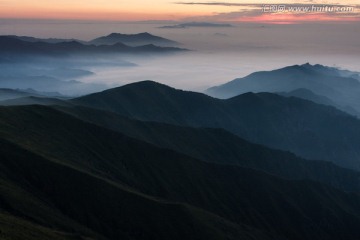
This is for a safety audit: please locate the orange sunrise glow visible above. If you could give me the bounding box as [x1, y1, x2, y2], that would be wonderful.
[0, 0, 359, 23]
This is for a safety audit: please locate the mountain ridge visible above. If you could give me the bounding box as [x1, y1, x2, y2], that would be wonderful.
[72, 80, 360, 170]
[206, 63, 360, 116]
[0, 35, 186, 57]
[2, 105, 360, 239]
[57, 104, 360, 193]
[89, 32, 179, 47]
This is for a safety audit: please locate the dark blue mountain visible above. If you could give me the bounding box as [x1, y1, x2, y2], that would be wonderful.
[89, 32, 179, 46]
[2, 105, 360, 240]
[73, 81, 360, 170]
[0, 36, 186, 56]
[207, 63, 360, 116]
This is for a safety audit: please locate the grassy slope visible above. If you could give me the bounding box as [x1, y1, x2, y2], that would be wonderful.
[58, 105, 360, 193]
[1, 106, 360, 239]
[0, 138, 273, 240]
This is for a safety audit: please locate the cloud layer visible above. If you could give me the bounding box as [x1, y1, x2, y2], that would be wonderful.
[176, 1, 360, 23]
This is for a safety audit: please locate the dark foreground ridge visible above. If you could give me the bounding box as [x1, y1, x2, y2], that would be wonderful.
[2, 105, 360, 239]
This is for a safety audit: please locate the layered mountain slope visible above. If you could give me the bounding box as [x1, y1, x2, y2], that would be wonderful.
[2, 105, 360, 239]
[0, 88, 42, 101]
[72, 81, 360, 170]
[59, 105, 360, 193]
[0, 138, 266, 240]
[207, 63, 360, 115]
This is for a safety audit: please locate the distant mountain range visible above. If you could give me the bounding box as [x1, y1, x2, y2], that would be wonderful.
[88, 32, 179, 46]
[278, 88, 335, 106]
[0, 96, 71, 106]
[0, 88, 41, 101]
[0, 33, 181, 97]
[0, 88, 72, 107]
[3, 35, 85, 44]
[0, 75, 105, 96]
[72, 81, 360, 170]
[0, 35, 186, 57]
[5, 32, 179, 47]
[277, 88, 360, 116]
[207, 63, 360, 116]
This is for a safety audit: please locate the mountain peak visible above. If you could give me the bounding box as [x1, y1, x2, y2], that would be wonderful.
[112, 80, 174, 91]
[301, 62, 312, 67]
[90, 32, 178, 47]
[57, 40, 82, 46]
[107, 33, 119, 37]
[107, 32, 153, 37]
[78, 81, 174, 98]
[137, 32, 152, 36]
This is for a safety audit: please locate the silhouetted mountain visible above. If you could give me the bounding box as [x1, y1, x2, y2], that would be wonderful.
[207, 63, 360, 115]
[302, 63, 360, 80]
[89, 32, 179, 46]
[0, 96, 71, 106]
[0, 88, 42, 101]
[2, 105, 360, 239]
[59, 105, 360, 193]
[279, 88, 334, 106]
[20, 88, 66, 98]
[278, 88, 360, 116]
[3, 33, 180, 47]
[73, 81, 360, 170]
[0, 36, 186, 57]
[3, 35, 85, 44]
[0, 75, 104, 96]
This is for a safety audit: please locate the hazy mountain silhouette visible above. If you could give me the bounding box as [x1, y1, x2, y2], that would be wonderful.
[4, 32, 179, 47]
[89, 32, 179, 47]
[0, 75, 105, 96]
[207, 63, 360, 115]
[278, 88, 360, 116]
[2, 105, 360, 239]
[0, 88, 43, 101]
[73, 81, 360, 170]
[0, 36, 186, 57]
[3, 35, 86, 44]
[279, 88, 334, 105]
[302, 63, 360, 80]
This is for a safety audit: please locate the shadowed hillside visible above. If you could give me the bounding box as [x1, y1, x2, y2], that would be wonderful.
[72, 81, 360, 170]
[2, 105, 360, 239]
[58, 105, 360, 193]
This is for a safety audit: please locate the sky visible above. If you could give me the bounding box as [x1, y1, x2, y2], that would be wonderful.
[0, 0, 359, 92]
[1, 0, 359, 23]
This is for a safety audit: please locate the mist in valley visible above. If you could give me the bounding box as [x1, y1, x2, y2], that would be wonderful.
[1, 20, 360, 95]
